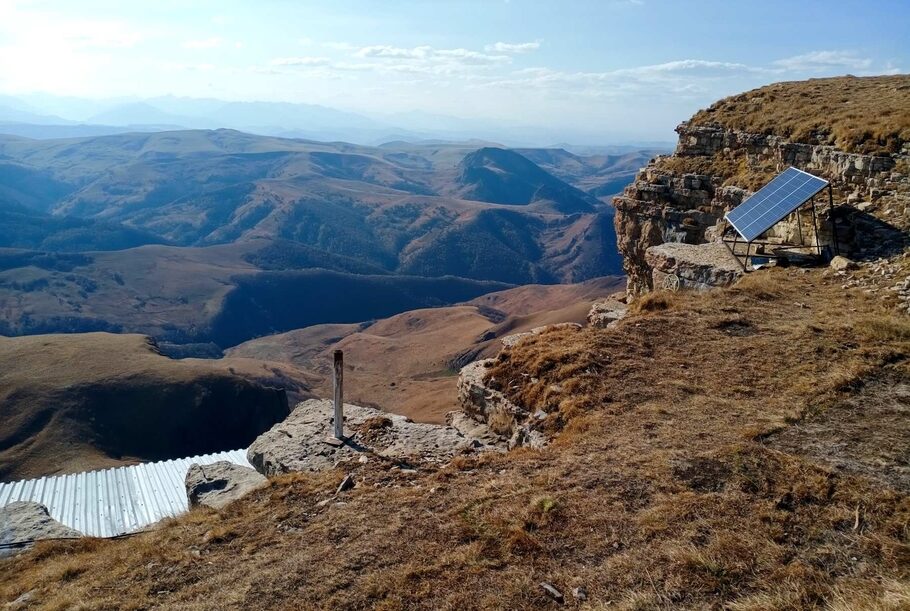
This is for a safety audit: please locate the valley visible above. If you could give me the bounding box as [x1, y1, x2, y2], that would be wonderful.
[0, 130, 644, 350]
[0, 124, 637, 483]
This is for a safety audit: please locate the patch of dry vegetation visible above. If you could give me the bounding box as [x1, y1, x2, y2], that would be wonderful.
[1, 269, 908, 610]
[659, 153, 782, 191]
[689, 75, 910, 155]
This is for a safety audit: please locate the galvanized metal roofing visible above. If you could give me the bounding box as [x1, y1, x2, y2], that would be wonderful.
[0, 449, 252, 539]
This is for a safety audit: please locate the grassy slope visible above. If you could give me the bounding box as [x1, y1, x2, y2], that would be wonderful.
[656, 75, 910, 216]
[2, 269, 907, 609]
[688, 74, 910, 154]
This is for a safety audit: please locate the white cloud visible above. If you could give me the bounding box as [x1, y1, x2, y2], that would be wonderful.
[353, 44, 509, 65]
[773, 50, 873, 72]
[482, 58, 761, 97]
[484, 41, 541, 54]
[270, 56, 331, 67]
[617, 59, 755, 74]
[182, 37, 223, 49]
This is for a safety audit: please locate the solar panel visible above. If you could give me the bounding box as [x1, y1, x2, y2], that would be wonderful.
[725, 167, 828, 242]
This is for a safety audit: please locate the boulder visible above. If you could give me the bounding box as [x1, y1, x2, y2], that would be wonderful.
[830, 255, 859, 272]
[587, 299, 628, 328]
[185, 461, 268, 510]
[248, 399, 493, 476]
[0, 502, 82, 557]
[645, 242, 743, 291]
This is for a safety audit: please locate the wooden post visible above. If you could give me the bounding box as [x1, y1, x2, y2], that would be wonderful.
[333, 350, 344, 439]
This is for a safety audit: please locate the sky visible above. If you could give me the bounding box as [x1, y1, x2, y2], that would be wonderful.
[0, 0, 906, 142]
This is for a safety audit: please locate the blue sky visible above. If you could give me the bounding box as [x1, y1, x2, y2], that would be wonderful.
[0, 0, 905, 141]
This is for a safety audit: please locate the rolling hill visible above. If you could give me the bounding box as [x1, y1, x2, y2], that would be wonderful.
[0, 129, 643, 346]
[454, 147, 598, 212]
[517, 147, 662, 197]
[225, 276, 625, 422]
[0, 130, 625, 284]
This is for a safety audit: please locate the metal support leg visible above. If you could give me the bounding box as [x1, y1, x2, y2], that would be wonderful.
[828, 185, 840, 256]
[810, 198, 822, 258]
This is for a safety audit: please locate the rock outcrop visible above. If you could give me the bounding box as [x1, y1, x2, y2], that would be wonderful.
[586, 298, 628, 328]
[500, 323, 582, 347]
[457, 359, 528, 436]
[646, 242, 743, 291]
[247, 399, 497, 476]
[456, 358, 551, 451]
[185, 461, 268, 510]
[614, 109, 909, 297]
[0, 502, 82, 556]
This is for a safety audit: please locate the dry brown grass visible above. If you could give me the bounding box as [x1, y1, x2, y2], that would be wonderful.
[689, 75, 910, 154]
[660, 153, 783, 191]
[1, 268, 908, 610]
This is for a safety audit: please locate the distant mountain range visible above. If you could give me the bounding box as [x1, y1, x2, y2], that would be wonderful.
[0, 93, 676, 148]
[0, 128, 652, 349]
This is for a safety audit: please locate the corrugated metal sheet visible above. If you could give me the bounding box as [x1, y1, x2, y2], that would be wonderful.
[0, 449, 252, 538]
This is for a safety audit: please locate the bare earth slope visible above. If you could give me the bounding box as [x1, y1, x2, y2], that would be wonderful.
[0, 333, 294, 480]
[226, 276, 625, 422]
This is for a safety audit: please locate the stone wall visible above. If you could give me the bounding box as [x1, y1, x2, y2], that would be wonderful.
[615, 122, 909, 296]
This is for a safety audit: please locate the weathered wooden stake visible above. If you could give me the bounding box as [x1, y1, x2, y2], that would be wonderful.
[333, 349, 344, 439]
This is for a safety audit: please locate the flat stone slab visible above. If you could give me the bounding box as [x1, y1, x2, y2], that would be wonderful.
[186, 461, 268, 510]
[248, 399, 491, 476]
[0, 502, 82, 557]
[646, 242, 743, 291]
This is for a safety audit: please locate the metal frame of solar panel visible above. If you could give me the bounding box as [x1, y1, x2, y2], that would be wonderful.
[726, 167, 828, 242]
[723, 167, 839, 271]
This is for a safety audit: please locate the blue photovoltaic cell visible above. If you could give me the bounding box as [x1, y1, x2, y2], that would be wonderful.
[725, 167, 828, 242]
